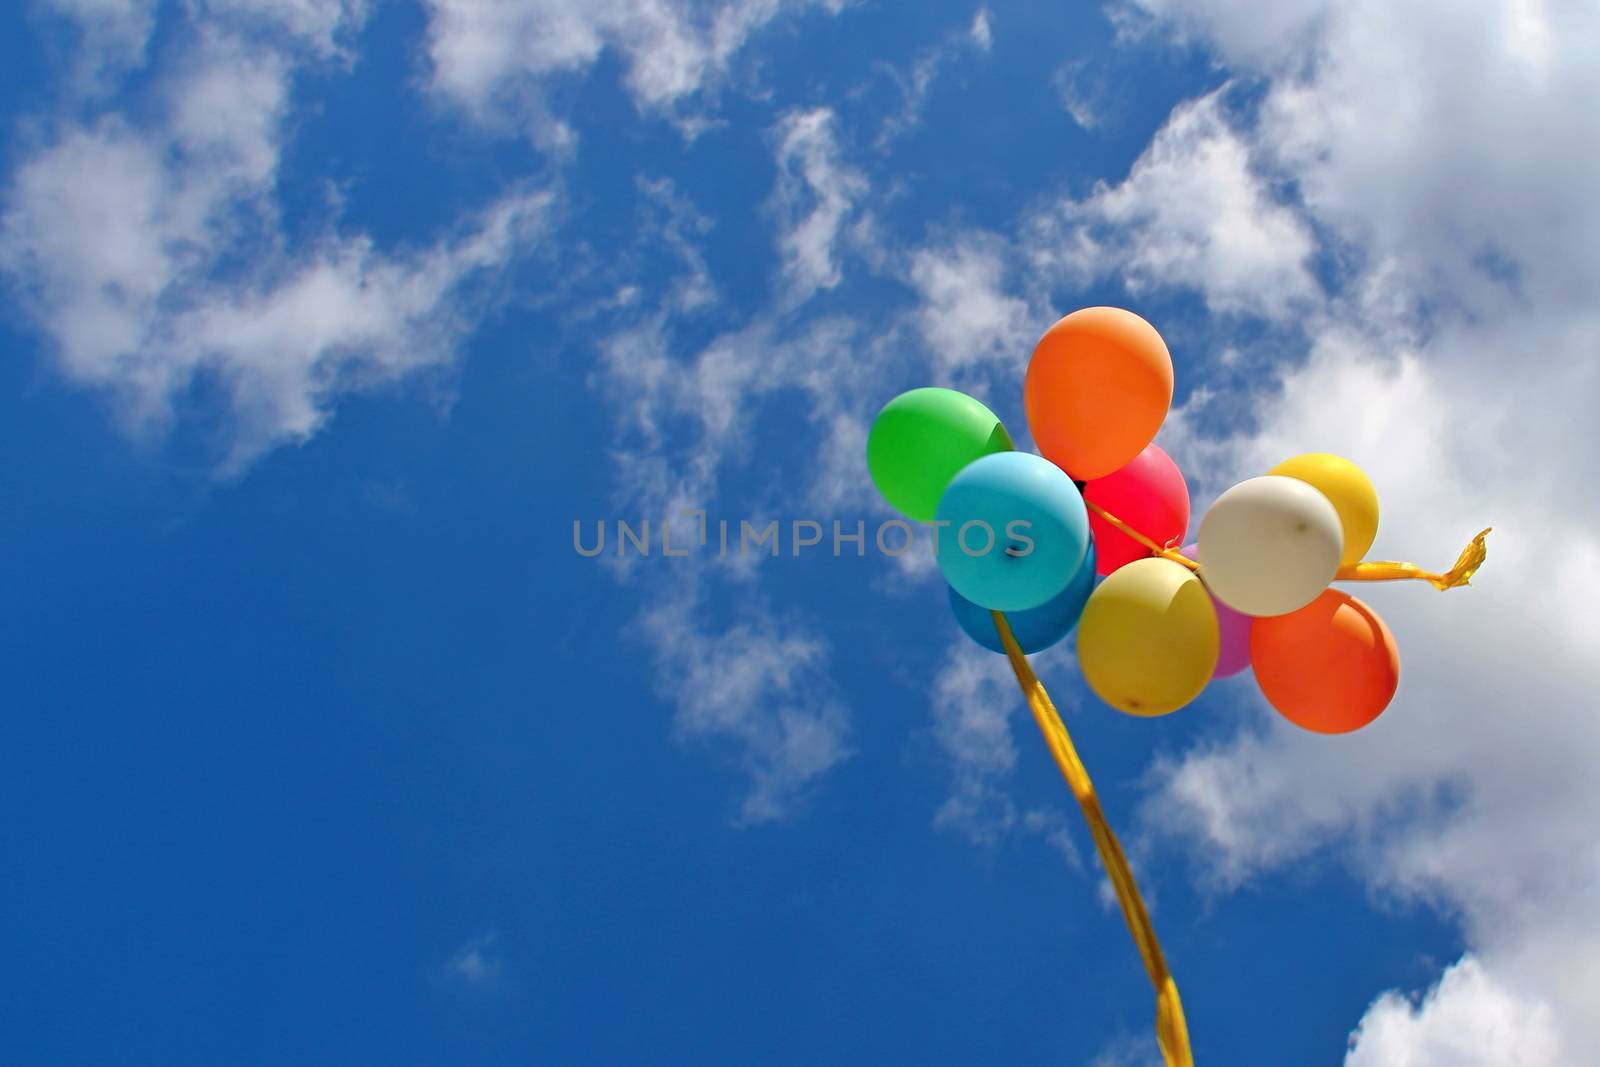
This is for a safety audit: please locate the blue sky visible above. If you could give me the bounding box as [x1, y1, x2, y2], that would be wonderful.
[4, 1, 1597, 1064]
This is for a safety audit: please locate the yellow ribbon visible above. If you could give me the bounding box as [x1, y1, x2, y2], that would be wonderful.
[993, 505, 1489, 1062]
[1334, 528, 1492, 589]
[1084, 500, 1198, 572]
[1085, 500, 1491, 591]
[991, 610, 1195, 1067]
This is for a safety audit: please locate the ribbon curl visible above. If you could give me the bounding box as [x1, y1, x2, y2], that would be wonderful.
[1334, 528, 1492, 589]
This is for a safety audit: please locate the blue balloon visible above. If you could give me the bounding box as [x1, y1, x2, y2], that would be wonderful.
[949, 541, 1097, 654]
[935, 451, 1090, 611]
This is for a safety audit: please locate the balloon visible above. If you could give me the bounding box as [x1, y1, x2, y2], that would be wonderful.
[949, 542, 1097, 654]
[1268, 453, 1380, 567]
[1181, 542, 1251, 678]
[1024, 307, 1174, 480]
[935, 451, 1090, 612]
[1251, 589, 1400, 733]
[867, 388, 1013, 522]
[1197, 476, 1343, 617]
[1085, 444, 1190, 576]
[1076, 557, 1219, 716]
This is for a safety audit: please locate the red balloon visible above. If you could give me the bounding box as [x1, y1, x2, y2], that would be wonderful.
[1082, 443, 1190, 576]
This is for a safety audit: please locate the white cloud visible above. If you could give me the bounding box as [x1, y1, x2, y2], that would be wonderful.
[868, 10, 996, 147]
[421, 0, 844, 142]
[641, 587, 851, 825]
[447, 933, 503, 987]
[198, 0, 367, 56]
[872, 51, 947, 149]
[1083, 0, 1600, 1058]
[770, 108, 869, 304]
[1126, 0, 1600, 323]
[1089, 1032, 1163, 1067]
[1115, 0, 1328, 69]
[589, 305, 881, 821]
[1147, 305, 1600, 1061]
[931, 643, 1022, 779]
[969, 8, 992, 50]
[44, 0, 365, 76]
[926, 640, 1085, 871]
[1346, 956, 1563, 1067]
[42, 0, 157, 72]
[636, 176, 717, 313]
[906, 234, 1032, 379]
[1052, 60, 1103, 129]
[1, 28, 553, 471]
[593, 312, 876, 520]
[1026, 90, 1319, 320]
[587, 101, 1033, 825]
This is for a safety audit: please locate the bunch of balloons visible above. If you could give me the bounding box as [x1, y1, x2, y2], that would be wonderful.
[869, 307, 1479, 734]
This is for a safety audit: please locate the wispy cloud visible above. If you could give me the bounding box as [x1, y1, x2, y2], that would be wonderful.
[868, 9, 996, 148]
[586, 249, 869, 821]
[927, 640, 1084, 870]
[929, 643, 1022, 845]
[1089, 1032, 1163, 1067]
[636, 176, 718, 314]
[1052, 59, 1104, 129]
[1, 23, 552, 473]
[968, 8, 992, 51]
[770, 108, 870, 305]
[39, 0, 158, 75]
[641, 584, 851, 825]
[200, 0, 369, 56]
[43, 0, 368, 78]
[582, 98, 1051, 822]
[906, 233, 1033, 380]
[421, 0, 849, 146]
[446, 933, 503, 988]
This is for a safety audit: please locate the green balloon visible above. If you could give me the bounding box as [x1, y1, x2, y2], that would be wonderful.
[867, 388, 1013, 521]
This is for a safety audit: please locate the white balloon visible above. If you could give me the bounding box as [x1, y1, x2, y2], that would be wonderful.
[1197, 476, 1343, 617]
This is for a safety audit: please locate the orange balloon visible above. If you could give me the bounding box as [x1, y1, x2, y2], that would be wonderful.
[1024, 307, 1174, 480]
[1250, 589, 1400, 734]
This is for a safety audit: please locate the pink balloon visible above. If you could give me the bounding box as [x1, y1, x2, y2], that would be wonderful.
[1183, 542, 1252, 678]
[1083, 443, 1190, 576]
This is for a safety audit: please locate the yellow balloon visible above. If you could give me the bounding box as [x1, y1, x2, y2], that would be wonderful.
[1268, 453, 1379, 567]
[1076, 558, 1219, 716]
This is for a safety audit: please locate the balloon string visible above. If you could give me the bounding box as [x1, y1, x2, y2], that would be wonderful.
[1335, 528, 1492, 589]
[990, 610, 1196, 1067]
[1083, 500, 1199, 571]
[1086, 499, 1490, 592]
